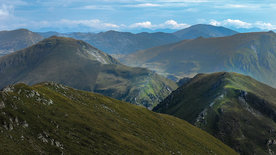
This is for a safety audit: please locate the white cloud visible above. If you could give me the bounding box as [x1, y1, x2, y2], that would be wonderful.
[164, 20, 190, 29]
[129, 20, 189, 29]
[130, 21, 153, 28]
[209, 19, 221, 26]
[224, 19, 252, 29]
[255, 21, 276, 30]
[209, 19, 276, 30]
[209, 19, 252, 29]
[126, 3, 162, 7]
[58, 19, 120, 29]
[0, 0, 28, 6]
[123, 1, 207, 8]
[0, 4, 14, 18]
[79, 5, 114, 10]
[216, 4, 260, 9]
[32, 19, 190, 31]
[137, 0, 209, 3]
[184, 8, 198, 12]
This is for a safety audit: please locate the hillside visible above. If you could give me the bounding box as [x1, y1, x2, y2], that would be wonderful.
[0, 36, 176, 109]
[174, 24, 238, 40]
[124, 31, 276, 87]
[0, 82, 236, 154]
[154, 72, 276, 154]
[0, 29, 43, 57]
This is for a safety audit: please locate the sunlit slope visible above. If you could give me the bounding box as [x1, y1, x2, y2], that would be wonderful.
[0, 82, 236, 154]
[124, 31, 276, 87]
[0, 36, 177, 108]
[154, 72, 276, 154]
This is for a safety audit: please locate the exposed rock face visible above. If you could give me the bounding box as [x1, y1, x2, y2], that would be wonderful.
[154, 72, 276, 155]
[0, 82, 237, 154]
[0, 37, 177, 109]
[0, 101, 5, 109]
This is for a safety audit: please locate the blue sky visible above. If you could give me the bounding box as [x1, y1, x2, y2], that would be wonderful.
[0, 0, 276, 32]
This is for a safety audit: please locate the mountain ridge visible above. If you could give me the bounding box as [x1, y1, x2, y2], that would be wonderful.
[154, 72, 276, 154]
[0, 29, 43, 57]
[173, 24, 238, 39]
[0, 36, 177, 108]
[0, 82, 237, 154]
[123, 31, 276, 87]
[38, 24, 239, 55]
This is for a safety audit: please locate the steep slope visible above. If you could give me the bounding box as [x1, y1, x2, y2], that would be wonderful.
[0, 29, 43, 57]
[0, 82, 236, 154]
[173, 24, 238, 40]
[124, 31, 276, 87]
[0, 36, 176, 108]
[154, 72, 276, 154]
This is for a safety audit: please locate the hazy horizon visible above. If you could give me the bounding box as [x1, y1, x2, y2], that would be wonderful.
[1, 0, 276, 33]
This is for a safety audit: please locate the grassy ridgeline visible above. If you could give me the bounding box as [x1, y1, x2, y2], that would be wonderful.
[0, 82, 236, 154]
[154, 72, 276, 154]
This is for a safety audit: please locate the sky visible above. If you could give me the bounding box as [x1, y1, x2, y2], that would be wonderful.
[0, 0, 276, 33]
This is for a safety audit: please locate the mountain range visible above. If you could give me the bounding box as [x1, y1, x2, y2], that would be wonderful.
[154, 72, 276, 154]
[38, 24, 238, 55]
[0, 25, 239, 58]
[123, 31, 276, 87]
[0, 36, 177, 109]
[0, 29, 43, 57]
[39, 31, 180, 56]
[0, 82, 237, 154]
[2, 24, 276, 154]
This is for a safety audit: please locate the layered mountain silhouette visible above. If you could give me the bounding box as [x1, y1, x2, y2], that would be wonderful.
[0, 82, 236, 154]
[0, 36, 176, 108]
[39, 24, 238, 55]
[0, 25, 238, 58]
[0, 25, 240, 57]
[0, 29, 43, 57]
[124, 31, 276, 87]
[39, 31, 180, 55]
[154, 72, 276, 154]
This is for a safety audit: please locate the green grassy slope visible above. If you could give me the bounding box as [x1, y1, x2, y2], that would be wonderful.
[0, 83, 237, 154]
[154, 72, 276, 154]
[0, 36, 177, 108]
[95, 64, 177, 108]
[124, 31, 276, 87]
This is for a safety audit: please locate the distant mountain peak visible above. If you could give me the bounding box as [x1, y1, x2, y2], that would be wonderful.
[14, 28, 32, 32]
[124, 31, 276, 87]
[189, 24, 220, 27]
[173, 24, 238, 39]
[0, 29, 43, 57]
[0, 37, 176, 108]
[31, 36, 120, 65]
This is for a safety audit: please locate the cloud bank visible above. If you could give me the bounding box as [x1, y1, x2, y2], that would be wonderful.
[210, 19, 276, 30]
